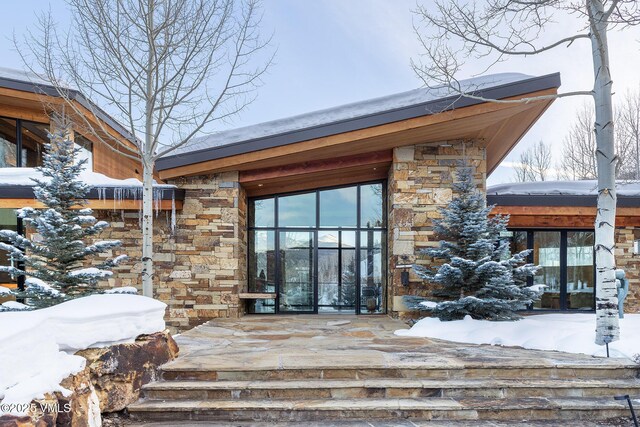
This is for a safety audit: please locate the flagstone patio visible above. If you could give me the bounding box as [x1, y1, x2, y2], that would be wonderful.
[165, 315, 632, 373]
[128, 315, 640, 424]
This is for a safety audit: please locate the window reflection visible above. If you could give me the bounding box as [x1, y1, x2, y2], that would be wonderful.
[320, 186, 357, 228]
[360, 183, 383, 228]
[0, 209, 18, 287]
[567, 231, 594, 310]
[278, 192, 316, 227]
[0, 118, 17, 167]
[249, 182, 386, 315]
[533, 231, 561, 309]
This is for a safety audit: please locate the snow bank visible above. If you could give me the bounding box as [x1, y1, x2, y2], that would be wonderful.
[395, 313, 640, 360]
[104, 286, 138, 294]
[0, 286, 10, 295]
[0, 167, 174, 189]
[0, 294, 166, 414]
[487, 180, 640, 197]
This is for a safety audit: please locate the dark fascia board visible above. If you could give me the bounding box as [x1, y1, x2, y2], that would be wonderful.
[0, 186, 184, 201]
[487, 194, 640, 208]
[0, 76, 138, 147]
[156, 73, 562, 172]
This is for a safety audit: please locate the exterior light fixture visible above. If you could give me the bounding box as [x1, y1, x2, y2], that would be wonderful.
[396, 264, 412, 287]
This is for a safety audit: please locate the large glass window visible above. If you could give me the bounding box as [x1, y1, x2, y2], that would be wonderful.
[0, 118, 18, 167]
[507, 229, 595, 311]
[248, 182, 387, 314]
[0, 118, 48, 168]
[0, 209, 18, 287]
[567, 231, 595, 310]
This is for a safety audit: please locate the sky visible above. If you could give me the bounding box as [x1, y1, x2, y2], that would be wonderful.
[1, 0, 639, 185]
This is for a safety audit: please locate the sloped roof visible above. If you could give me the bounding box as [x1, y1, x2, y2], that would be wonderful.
[487, 180, 640, 207]
[0, 67, 135, 145]
[157, 72, 561, 171]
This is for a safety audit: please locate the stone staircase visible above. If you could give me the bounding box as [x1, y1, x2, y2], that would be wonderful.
[129, 359, 640, 422]
[127, 316, 640, 423]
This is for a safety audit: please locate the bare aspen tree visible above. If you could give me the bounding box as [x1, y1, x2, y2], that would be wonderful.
[559, 101, 635, 180]
[514, 140, 553, 182]
[413, 0, 640, 345]
[20, 0, 271, 298]
[559, 104, 599, 180]
[617, 88, 640, 179]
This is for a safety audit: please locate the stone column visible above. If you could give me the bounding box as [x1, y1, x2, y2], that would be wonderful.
[387, 141, 486, 319]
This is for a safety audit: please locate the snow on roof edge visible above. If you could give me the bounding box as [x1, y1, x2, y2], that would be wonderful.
[163, 72, 538, 158]
[487, 180, 640, 197]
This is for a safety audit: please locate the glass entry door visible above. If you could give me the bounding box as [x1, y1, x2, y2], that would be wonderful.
[248, 182, 386, 314]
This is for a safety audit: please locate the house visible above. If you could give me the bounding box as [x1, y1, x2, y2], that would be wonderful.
[488, 180, 640, 313]
[0, 68, 565, 330]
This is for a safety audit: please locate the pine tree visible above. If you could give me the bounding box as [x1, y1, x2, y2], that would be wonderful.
[404, 161, 540, 321]
[0, 124, 125, 308]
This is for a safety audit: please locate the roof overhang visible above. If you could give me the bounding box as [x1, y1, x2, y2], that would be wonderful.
[488, 194, 640, 228]
[0, 74, 139, 159]
[157, 73, 561, 180]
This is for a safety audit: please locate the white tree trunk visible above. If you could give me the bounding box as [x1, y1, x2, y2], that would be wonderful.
[141, 161, 154, 297]
[590, 0, 620, 345]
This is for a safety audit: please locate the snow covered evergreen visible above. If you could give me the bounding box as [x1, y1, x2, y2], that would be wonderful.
[0, 125, 125, 308]
[404, 161, 540, 321]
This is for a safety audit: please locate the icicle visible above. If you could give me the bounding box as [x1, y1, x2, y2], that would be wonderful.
[120, 209, 124, 222]
[171, 192, 176, 235]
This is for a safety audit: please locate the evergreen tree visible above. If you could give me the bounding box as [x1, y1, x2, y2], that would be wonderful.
[0, 125, 125, 308]
[404, 161, 540, 321]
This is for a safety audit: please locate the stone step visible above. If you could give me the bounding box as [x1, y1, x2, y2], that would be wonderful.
[127, 397, 633, 422]
[141, 378, 640, 400]
[160, 364, 639, 382]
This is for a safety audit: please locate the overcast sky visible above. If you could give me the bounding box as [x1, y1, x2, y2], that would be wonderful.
[2, 0, 639, 185]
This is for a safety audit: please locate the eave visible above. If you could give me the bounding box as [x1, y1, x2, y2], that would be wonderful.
[0, 186, 185, 211]
[156, 73, 560, 181]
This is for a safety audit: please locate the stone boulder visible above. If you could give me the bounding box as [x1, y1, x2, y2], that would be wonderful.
[75, 331, 178, 413]
[0, 331, 178, 426]
[0, 367, 101, 427]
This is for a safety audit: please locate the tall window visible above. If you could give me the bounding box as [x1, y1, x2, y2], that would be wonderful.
[247, 182, 386, 314]
[504, 230, 595, 311]
[0, 209, 18, 288]
[0, 118, 48, 168]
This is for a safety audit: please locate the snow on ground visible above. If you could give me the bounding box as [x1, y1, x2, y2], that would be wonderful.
[0, 294, 166, 415]
[395, 313, 640, 360]
[0, 286, 10, 295]
[104, 286, 138, 294]
[487, 180, 640, 196]
[0, 167, 174, 188]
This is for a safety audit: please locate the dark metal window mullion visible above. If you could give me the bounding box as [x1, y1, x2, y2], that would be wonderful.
[274, 196, 280, 313]
[560, 230, 568, 310]
[356, 185, 362, 314]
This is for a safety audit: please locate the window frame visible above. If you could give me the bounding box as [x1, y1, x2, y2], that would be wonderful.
[247, 180, 387, 315]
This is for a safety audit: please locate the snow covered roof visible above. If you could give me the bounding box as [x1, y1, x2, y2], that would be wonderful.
[157, 72, 561, 171]
[0, 167, 183, 202]
[488, 180, 640, 197]
[487, 180, 640, 207]
[0, 167, 174, 189]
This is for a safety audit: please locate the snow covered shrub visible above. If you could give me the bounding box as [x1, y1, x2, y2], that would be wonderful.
[403, 161, 541, 321]
[0, 125, 126, 308]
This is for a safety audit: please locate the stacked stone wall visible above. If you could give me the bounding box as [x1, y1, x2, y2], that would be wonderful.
[387, 141, 486, 319]
[92, 172, 247, 332]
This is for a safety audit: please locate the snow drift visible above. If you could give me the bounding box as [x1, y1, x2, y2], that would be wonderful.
[395, 313, 640, 360]
[0, 294, 166, 415]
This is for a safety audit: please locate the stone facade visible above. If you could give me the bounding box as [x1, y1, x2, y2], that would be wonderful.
[615, 227, 640, 313]
[93, 172, 247, 332]
[387, 141, 486, 318]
